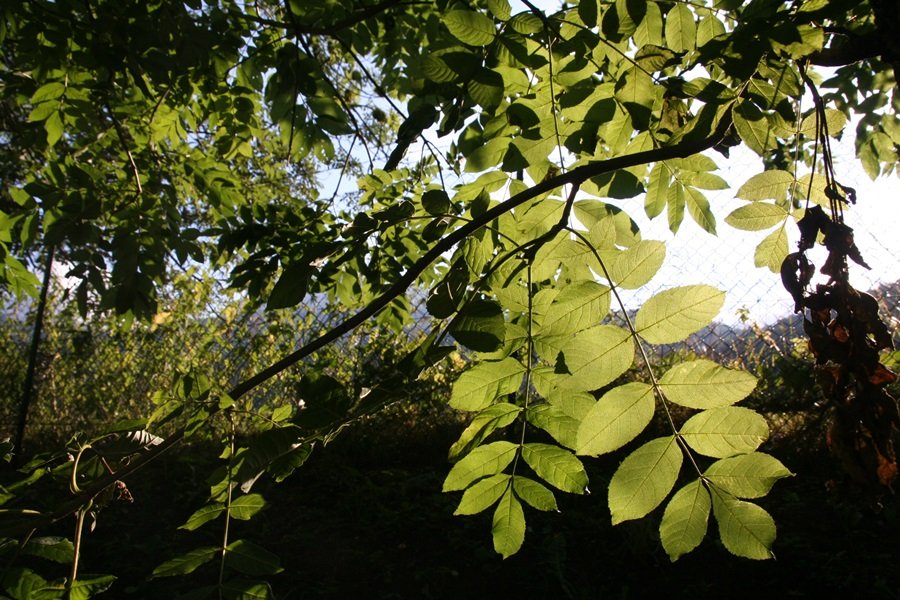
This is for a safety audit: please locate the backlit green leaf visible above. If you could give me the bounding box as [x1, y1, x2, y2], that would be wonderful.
[454, 474, 510, 515]
[180, 502, 225, 531]
[152, 546, 218, 578]
[635, 285, 725, 344]
[680, 407, 769, 458]
[229, 493, 267, 520]
[608, 240, 665, 289]
[443, 441, 518, 491]
[21, 536, 74, 564]
[556, 325, 634, 392]
[609, 436, 682, 524]
[487, 0, 512, 21]
[725, 203, 788, 231]
[450, 299, 506, 352]
[509, 12, 543, 34]
[735, 170, 794, 201]
[538, 281, 611, 336]
[645, 162, 671, 218]
[513, 476, 558, 511]
[733, 100, 774, 156]
[470, 68, 505, 110]
[574, 200, 642, 247]
[526, 403, 580, 450]
[799, 108, 847, 138]
[660, 479, 711, 561]
[576, 382, 654, 456]
[705, 453, 793, 499]
[492, 488, 526, 558]
[659, 359, 757, 409]
[711, 491, 776, 559]
[444, 10, 496, 46]
[225, 539, 283, 576]
[521, 443, 588, 494]
[45, 110, 64, 146]
[684, 186, 716, 234]
[665, 3, 696, 53]
[754, 226, 789, 272]
[449, 402, 522, 458]
[449, 358, 525, 411]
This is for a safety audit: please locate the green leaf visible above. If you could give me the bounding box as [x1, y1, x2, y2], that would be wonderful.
[492, 488, 526, 558]
[180, 502, 226, 530]
[450, 299, 506, 352]
[725, 203, 788, 231]
[449, 402, 521, 458]
[444, 10, 496, 46]
[488, 0, 512, 20]
[733, 100, 773, 156]
[521, 443, 588, 494]
[645, 162, 671, 218]
[465, 137, 512, 173]
[470, 68, 505, 110]
[294, 373, 351, 429]
[513, 477, 558, 511]
[735, 170, 794, 201]
[421, 189, 451, 215]
[576, 382, 655, 456]
[220, 579, 272, 599]
[697, 14, 726, 47]
[45, 110, 64, 146]
[666, 181, 686, 232]
[635, 285, 725, 344]
[579, 0, 599, 27]
[31, 81, 66, 104]
[680, 407, 769, 458]
[799, 108, 847, 138]
[608, 240, 665, 289]
[509, 12, 543, 34]
[237, 425, 310, 491]
[634, 0, 663, 46]
[538, 281, 610, 336]
[225, 539, 283, 576]
[229, 493, 267, 520]
[659, 359, 757, 409]
[574, 200, 642, 247]
[526, 403, 580, 450]
[711, 491, 776, 559]
[266, 262, 310, 310]
[614, 67, 654, 127]
[556, 325, 634, 392]
[665, 3, 696, 53]
[684, 186, 716, 234]
[449, 358, 525, 412]
[68, 574, 117, 600]
[609, 436, 682, 524]
[421, 54, 458, 83]
[660, 479, 711, 561]
[21, 536, 74, 564]
[152, 546, 219, 578]
[443, 441, 518, 492]
[705, 453, 793, 498]
[454, 474, 511, 515]
[754, 226, 789, 273]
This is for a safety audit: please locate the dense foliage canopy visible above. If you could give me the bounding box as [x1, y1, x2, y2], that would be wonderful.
[0, 0, 898, 596]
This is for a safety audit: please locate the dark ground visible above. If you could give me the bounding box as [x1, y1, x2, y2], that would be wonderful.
[64, 417, 900, 600]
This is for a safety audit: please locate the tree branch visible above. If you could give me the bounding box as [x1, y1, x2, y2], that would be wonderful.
[5, 107, 736, 538]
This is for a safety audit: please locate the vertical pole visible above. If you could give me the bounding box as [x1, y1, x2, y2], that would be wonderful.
[13, 245, 54, 466]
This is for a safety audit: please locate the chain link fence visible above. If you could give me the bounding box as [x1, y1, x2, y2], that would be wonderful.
[2, 146, 898, 450]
